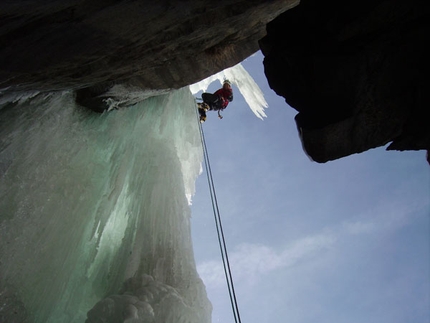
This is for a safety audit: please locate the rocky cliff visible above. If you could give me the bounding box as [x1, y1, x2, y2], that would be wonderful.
[0, 0, 297, 111]
[260, 0, 429, 163]
[1, 0, 428, 163]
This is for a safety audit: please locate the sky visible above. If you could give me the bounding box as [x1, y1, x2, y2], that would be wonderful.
[189, 51, 430, 323]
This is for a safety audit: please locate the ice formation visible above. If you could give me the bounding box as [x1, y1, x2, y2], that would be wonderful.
[0, 88, 210, 322]
[0, 59, 267, 323]
[190, 62, 268, 119]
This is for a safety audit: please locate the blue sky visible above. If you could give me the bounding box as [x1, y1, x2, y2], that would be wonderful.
[190, 51, 429, 323]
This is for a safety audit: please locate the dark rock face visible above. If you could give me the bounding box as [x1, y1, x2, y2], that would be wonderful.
[0, 0, 297, 110]
[260, 0, 429, 163]
[2, 0, 428, 163]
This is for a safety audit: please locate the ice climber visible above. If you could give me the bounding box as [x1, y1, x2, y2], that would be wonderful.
[198, 79, 233, 122]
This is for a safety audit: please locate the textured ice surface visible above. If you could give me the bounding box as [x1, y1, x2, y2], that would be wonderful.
[0, 88, 211, 323]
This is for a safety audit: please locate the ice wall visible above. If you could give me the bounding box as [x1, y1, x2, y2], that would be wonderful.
[0, 89, 211, 322]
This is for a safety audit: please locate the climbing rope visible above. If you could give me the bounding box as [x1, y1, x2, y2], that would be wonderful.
[195, 104, 242, 323]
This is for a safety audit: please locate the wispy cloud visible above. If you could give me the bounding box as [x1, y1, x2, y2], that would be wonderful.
[197, 196, 426, 290]
[342, 196, 425, 235]
[197, 232, 336, 288]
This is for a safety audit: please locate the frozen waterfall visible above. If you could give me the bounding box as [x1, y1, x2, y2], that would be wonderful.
[0, 88, 210, 322]
[0, 60, 267, 322]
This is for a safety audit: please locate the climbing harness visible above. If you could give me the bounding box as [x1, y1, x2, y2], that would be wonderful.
[195, 106, 242, 323]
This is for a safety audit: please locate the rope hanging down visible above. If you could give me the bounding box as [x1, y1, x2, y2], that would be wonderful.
[195, 107, 242, 323]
